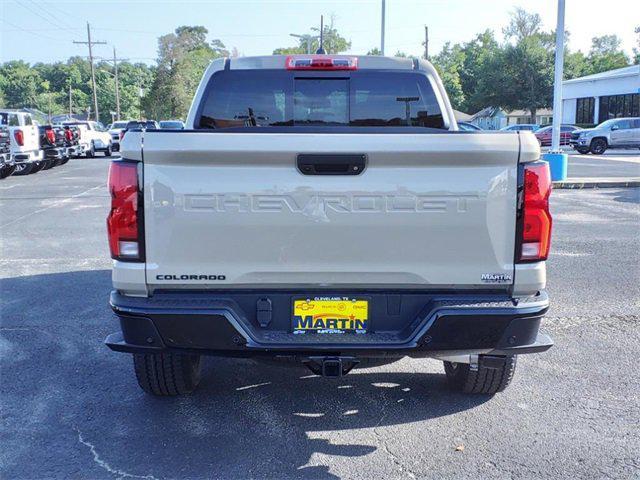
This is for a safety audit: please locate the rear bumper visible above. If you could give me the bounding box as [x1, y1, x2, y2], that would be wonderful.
[106, 290, 552, 358]
[43, 147, 65, 159]
[1, 153, 14, 167]
[13, 149, 43, 163]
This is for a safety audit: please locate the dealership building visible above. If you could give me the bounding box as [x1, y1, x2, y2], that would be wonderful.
[561, 65, 640, 126]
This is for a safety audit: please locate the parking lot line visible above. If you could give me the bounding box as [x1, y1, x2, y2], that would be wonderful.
[0, 182, 105, 229]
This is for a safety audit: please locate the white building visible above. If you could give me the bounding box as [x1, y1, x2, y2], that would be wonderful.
[561, 65, 640, 126]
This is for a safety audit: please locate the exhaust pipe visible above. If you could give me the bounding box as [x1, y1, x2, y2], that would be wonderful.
[303, 356, 360, 377]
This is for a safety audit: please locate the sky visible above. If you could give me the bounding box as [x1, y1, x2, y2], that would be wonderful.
[0, 0, 638, 65]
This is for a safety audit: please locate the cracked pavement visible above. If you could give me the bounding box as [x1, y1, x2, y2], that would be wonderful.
[1, 158, 639, 479]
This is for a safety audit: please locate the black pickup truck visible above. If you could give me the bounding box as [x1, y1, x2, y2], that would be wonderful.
[0, 126, 15, 179]
[38, 125, 69, 169]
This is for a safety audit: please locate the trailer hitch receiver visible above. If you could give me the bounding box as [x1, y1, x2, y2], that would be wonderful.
[303, 356, 360, 377]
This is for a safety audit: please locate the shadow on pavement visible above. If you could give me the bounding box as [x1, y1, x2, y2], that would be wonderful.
[1, 270, 491, 479]
[602, 187, 640, 204]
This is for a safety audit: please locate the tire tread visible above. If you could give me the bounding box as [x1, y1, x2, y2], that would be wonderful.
[444, 355, 517, 394]
[133, 352, 200, 396]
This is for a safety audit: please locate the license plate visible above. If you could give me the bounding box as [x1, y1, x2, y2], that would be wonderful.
[292, 297, 368, 334]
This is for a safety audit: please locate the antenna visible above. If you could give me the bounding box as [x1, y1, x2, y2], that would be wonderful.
[316, 15, 326, 54]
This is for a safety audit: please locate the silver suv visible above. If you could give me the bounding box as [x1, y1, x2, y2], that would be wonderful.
[570, 117, 640, 154]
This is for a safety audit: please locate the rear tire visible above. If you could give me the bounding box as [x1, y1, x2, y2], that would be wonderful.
[590, 138, 607, 155]
[13, 163, 34, 176]
[42, 158, 55, 170]
[30, 161, 45, 174]
[133, 353, 202, 396]
[86, 142, 95, 158]
[104, 143, 112, 157]
[0, 165, 14, 179]
[444, 355, 517, 394]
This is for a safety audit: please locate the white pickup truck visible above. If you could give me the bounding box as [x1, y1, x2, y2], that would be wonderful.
[0, 110, 44, 175]
[106, 55, 553, 396]
[63, 121, 113, 157]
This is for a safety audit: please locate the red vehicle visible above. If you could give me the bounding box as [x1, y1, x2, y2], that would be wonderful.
[535, 125, 580, 146]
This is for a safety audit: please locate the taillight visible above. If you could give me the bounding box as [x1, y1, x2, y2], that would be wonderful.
[65, 129, 73, 141]
[518, 162, 552, 262]
[107, 161, 143, 261]
[14, 129, 24, 146]
[285, 55, 358, 70]
[120, 130, 126, 141]
[46, 129, 55, 144]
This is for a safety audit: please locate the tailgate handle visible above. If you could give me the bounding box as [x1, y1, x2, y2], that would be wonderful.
[297, 154, 366, 176]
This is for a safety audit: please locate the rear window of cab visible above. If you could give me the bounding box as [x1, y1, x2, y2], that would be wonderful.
[196, 70, 445, 131]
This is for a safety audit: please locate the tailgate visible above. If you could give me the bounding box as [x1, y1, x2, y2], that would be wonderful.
[142, 132, 524, 290]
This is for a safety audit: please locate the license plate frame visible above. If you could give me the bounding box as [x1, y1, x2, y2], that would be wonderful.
[292, 296, 369, 334]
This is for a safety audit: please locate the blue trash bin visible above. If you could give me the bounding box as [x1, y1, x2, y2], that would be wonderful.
[542, 152, 568, 181]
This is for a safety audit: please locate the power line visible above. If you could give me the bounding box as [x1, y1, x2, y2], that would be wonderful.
[0, 18, 69, 43]
[10, 0, 69, 33]
[73, 23, 106, 122]
[23, 0, 75, 30]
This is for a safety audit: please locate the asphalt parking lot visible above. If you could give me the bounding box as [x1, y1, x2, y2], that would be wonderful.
[565, 151, 640, 178]
[1, 156, 639, 479]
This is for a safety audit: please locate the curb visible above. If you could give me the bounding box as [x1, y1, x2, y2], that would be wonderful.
[553, 178, 640, 189]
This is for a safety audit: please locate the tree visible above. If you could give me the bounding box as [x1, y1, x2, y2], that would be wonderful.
[0, 61, 41, 108]
[474, 10, 554, 122]
[586, 35, 630, 74]
[144, 26, 227, 119]
[431, 43, 465, 109]
[273, 46, 305, 55]
[503, 8, 542, 42]
[458, 30, 500, 113]
[634, 26, 640, 64]
[367, 47, 382, 56]
[272, 17, 350, 55]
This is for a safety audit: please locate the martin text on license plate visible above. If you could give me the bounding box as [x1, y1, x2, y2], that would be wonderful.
[292, 297, 368, 334]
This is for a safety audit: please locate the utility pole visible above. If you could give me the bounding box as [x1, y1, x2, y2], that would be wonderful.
[111, 47, 128, 121]
[380, 0, 386, 55]
[550, 0, 566, 153]
[542, 0, 568, 182]
[424, 26, 429, 60]
[73, 23, 105, 122]
[68, 82, 72, 117]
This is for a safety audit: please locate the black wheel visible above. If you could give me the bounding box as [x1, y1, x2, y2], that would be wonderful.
[42, 158, 55, 170]
[59, 156, 69, 165]
[133, 353, 202, 396]
[590, 138, 607, 155]
[575, 147, 590, 155]
[30, 161, 46, 173]
[104, 143, 112, 157]
[13, 163, 34, 176]
[0, 165, 15, 179]
[86, 142, 95, 158]
[444, 355, 517, 394]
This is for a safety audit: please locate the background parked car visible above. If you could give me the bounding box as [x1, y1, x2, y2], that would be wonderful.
[0, 125, 15, 179]
[0, 110, 44, 175]
[159, 120, 185, 129]
[570, 117, 640, 154]
[457, 121, 482, 132]
[500, 124, 539, 132]
[63, 121, 113, 157]
[107, 120, 130, 151]
[120, 120, 160, 141]
[534, 125, 580, 146]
